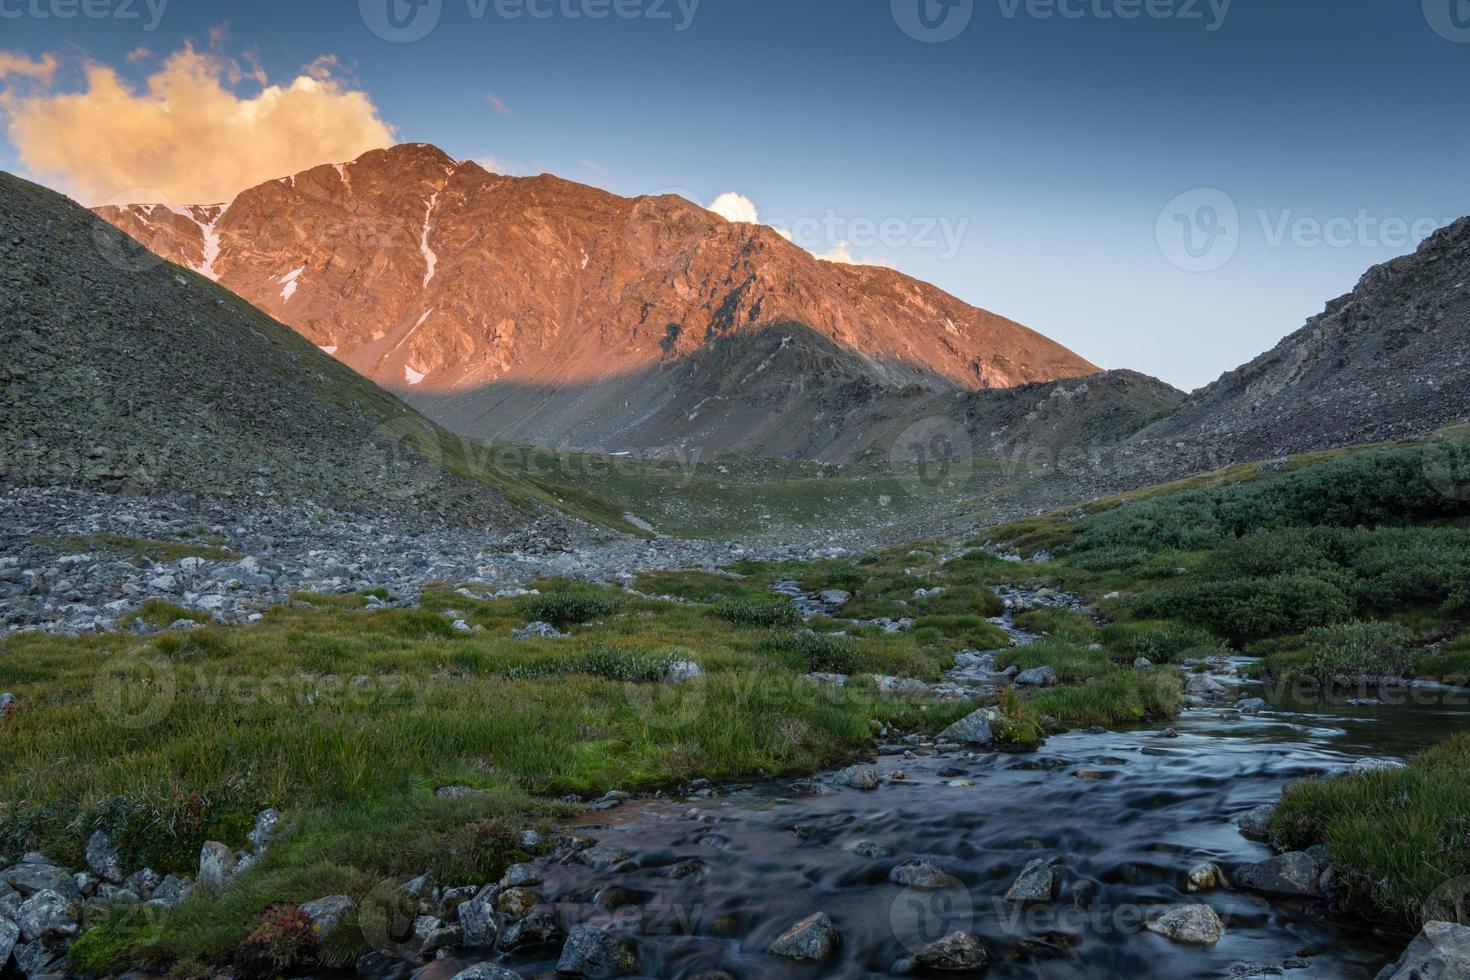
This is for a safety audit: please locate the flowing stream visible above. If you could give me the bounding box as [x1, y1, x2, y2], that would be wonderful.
[419, 593, 1470, 979]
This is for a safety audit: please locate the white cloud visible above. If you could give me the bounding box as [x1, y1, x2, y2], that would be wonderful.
[707, 191, 761, 224]
[1, 45, 395, 205]
[812, 241, 894, 268]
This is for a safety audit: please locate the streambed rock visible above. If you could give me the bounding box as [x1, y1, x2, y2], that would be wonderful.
[913, 930, 989, 971]
[1015, 665, 1058, 687]
[449, 965, 525, 980]
[1237, 803, 1277, 841]
[890, 859, 960, 890]
[1375, 921, 1470, 979]
[1146, 904, 1225, 945]
[939, 708, 998, 746]
[1006, 856, 1063, 902]
[840, 765, 880, 790]
[1234, 850, 1328, 897]
[556, 923, 638, 977]
[769, 911, 840, 961]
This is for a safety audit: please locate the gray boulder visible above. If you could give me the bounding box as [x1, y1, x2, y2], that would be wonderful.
[299, 894, 354, 937]
[0, 917, 18, 968]
[121, 868, 159, 899]
[914, 930, 989, 971]
[556, 923, 638, 977]
[1015, 666, 1059, 687]
[458, 898, 497, 947]
[500, 863, 542, 888]
[818, 590, 852, 606]
[197, 841, 238, 895]
[1375, 921, 1470, 979]
[938, 708, 997, 746]
[3, 858, 78, 899]
[1234, 850, 1327, 897]
[449, 965, 525, 980]
[84, 830, 124, 883]
[248, 808, 281, 853]
[840, 765, 880, 791]
[16, 889, 78, 943]
[1235, 698, 1268, 714]
[512, 621, 569, 640]
[1006, 857, 1063, 903]
[1186, 861, 1223, 892]
[1185, 673, 1228, 698]
[1146, 904, 1225, 945]
[890, 859, 960, 891]
[151, 874, 194, 907]
[11, 940, 59, 978]
[498, 905, 562, 950]
[579, 844, 633, 870]
[769, 911, 839, 962]
[1237, 803, 1277, 841]
[665, 661, 702, 684]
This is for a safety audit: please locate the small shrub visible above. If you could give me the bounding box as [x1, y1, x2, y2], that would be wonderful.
[523, 593, 623, 628]
[1132, 575, 1352, 644]
[504, 645, 679, 683]
[1292, 621, 1415, 682]
[759, 632, 860, 674]
[911, 586, 1004, 618]
[1099, 620, 1223, 664]
[713, 598, 802, 629]
[234, 905, 318, 979]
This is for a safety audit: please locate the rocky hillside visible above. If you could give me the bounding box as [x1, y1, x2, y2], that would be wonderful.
[1137, 217, 1470, 459]
[95, 143, 1100, 456]
[0, 171, 526, 529]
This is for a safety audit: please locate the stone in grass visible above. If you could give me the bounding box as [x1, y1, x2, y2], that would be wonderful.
[85, 830, 124, 883]
[1350, 757, 1408, 775]
[1005, 857, 1063, 903]
[556, 923, 638, 977]
[299, 895, 355, 937]
[197, 840, 238, 895]
[1015, 666, 1058, 687]
[890, 859, 961, 891]
[939, 708, 997, 747]
[840, 765, 880, 791]
[1145, 904, 1225, 945]
[914, 930, 989, 971]
[512, 621, 569, 640]
[16, 889, 78, 943]
[769, 912, 840, 962]
[665, 661, 702, 684]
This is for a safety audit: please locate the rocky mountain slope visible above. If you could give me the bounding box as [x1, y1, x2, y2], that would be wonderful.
[95, 143, 1101, 457]
[0, 171, 526, 529]
[1136, 217, 1470, 459]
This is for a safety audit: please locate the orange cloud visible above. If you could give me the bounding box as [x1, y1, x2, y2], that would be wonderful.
[2, 46, 395, 205]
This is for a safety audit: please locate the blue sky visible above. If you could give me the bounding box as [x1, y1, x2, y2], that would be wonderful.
[2, 0, 1467, 390]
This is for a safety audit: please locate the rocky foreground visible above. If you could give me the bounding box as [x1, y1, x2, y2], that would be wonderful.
[0, 486, 843, 637]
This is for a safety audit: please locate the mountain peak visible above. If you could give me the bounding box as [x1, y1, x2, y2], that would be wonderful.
[95, 152, 1100, 457]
